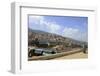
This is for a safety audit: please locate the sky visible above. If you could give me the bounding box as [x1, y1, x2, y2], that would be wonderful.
[28, 15, 88, 42]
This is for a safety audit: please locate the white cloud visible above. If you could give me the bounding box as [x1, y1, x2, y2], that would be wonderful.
[29, 16, 61, 34]
[43, 21, 61, 34]
[62, 27, 87, 42]
[29, 16, 44, 24]
[62, 27, 79, 39]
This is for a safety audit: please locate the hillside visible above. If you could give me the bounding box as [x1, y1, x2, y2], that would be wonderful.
[28, 28, 86, 46]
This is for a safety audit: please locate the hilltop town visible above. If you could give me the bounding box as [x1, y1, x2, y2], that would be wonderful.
[28, 28, 87, 53]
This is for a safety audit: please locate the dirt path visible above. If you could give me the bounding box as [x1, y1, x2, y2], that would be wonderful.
[53, 52, 88, 59]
